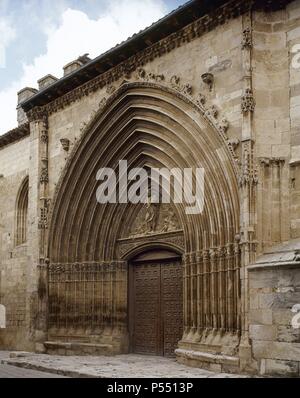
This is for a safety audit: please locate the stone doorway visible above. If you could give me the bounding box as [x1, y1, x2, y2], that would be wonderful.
[129, 250, 183, 357]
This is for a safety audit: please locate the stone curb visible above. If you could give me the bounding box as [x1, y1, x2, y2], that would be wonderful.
[1, 359, 98, 378]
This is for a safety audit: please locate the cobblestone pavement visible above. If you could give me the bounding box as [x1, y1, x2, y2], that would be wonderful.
[0, 351, 249, 378]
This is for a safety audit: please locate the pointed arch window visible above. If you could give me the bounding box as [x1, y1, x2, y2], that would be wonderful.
[15, 176, 29, 246]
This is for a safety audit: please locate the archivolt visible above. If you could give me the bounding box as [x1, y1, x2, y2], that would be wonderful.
[48, 82, 239, 263]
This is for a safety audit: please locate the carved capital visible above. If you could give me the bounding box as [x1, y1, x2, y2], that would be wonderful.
[27, 107, 48, 123]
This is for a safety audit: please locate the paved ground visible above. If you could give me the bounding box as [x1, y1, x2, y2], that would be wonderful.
[0, 351, 248, 378]
[0, 352, 66, 378]
[0, 363, 67, 378]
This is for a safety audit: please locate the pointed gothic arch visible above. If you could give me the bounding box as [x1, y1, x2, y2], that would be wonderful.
[47, 82, 241, 358]
[15, 176, 29, 246]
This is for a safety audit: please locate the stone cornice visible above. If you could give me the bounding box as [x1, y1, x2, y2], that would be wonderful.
[0, 123, 30, 149]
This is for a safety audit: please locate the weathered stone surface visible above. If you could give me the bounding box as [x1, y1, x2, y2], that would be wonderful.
[277, 326, 300, 343]
[249, 325, 277, 341]
[0, 352, 250, 379]
[262, 359, 299, 376]
[253, 341, 300, 362]
[249, 310, 273, 325]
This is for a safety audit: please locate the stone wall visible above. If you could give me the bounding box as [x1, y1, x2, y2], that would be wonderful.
[248, 242, 300, 376]
[0, 137, 33, 350]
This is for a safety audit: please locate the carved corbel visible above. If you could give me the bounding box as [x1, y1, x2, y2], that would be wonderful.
[60, 138, 70, 152]
[201, 72, 214, 91]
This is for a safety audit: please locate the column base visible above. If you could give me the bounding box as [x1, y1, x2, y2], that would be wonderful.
[176, 330, 242, 374]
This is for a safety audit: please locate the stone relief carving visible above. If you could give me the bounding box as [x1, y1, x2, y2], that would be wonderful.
[239, 141, 258, 187]
[80, 121, 87, 132]
[241, 27, 252, 50]
[40, 118, 48, 143]
[38, 199, 51, 230]
[217, 118, 229, 135]
[205, 105, 218, 121]
[40, 158, 49, 184]
[106, 85, 116, 94]
[196, 93, 206, 107]
[98, 97, 107, 110]
[128, 203, 181, 238]
[137, 68, 164, 82]
[170, 75, 193, 96]
[241, 88, 256, 114]
[144, 200, 157, 234]
[161, 210, 179, 233]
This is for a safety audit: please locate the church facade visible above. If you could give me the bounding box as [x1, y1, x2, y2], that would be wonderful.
[1, 0, 300, 376]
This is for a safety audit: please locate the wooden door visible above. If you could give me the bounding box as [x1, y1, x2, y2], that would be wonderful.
[130, 258, 183, 357]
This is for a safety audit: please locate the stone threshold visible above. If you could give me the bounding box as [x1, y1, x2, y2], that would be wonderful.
[44, 341, 114, 356]
[44, 341, 113, 350]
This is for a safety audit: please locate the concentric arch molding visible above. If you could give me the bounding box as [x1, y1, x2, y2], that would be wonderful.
[46, 81, 240, 260]
[117, 230, 185, 260]
[53, 81, 239, 205]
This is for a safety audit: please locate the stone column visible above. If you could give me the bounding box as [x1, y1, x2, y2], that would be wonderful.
[239, 12, 258, 370]
[27, 107, 50, 352]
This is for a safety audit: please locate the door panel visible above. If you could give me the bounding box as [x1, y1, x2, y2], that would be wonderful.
[161, 262, 183, 357]
[131, 258, 182, 357]
[133, 263, 161, 355]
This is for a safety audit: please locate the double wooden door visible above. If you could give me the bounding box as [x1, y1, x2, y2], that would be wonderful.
[130, 258, 183, 357]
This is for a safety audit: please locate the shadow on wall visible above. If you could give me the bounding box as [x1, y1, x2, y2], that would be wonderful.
[0, 305, 6, 329]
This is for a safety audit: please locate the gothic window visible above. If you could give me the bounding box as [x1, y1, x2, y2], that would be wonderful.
[15, 176, 29, 246]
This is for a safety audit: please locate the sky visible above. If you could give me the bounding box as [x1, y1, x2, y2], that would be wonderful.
[0, 0, 187, 135]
